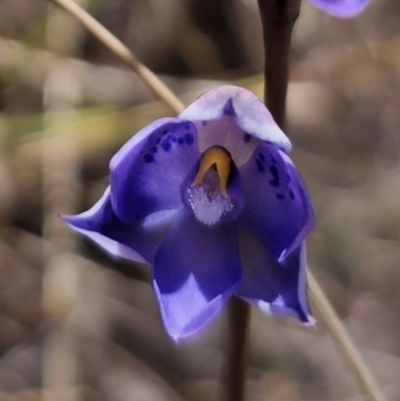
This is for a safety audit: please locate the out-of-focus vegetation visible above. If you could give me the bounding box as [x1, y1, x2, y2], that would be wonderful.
[0, 0, 400, 400]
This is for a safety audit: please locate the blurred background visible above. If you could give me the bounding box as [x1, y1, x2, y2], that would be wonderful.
[0, 0, 400, 400]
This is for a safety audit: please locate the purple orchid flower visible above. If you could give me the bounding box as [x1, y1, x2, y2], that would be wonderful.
[306, 0, 371, 18]
[62, 86, 316, 341]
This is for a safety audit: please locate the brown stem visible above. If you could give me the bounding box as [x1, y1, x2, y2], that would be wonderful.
[224, 297, 250, 401]
[257, 0, 301, 128]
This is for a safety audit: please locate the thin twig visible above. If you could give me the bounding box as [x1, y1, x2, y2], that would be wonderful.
[46, 0, 185, 115]
[308, 273, 386, 401]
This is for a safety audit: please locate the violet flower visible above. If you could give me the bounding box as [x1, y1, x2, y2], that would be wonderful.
[306, 0, 371, 18]
[63, 86, 315, 340]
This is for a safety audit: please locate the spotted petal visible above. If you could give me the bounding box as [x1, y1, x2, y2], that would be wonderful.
[110, 118, 200, 223]
[239, 143, 315, 262]
[180, 85, 291, 158]
[62, 187, 177, 264]
[153, 210, 242, 340]
[306, 0, 370, 18]
[237, 233, 314, 324]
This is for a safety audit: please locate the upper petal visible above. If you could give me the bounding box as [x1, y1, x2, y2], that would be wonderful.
[306, 0, 370, 18]
[239, 143, 315, 262]
[110, 118, 200, 222]
[62, 187, 177, 264]
[180, 85, 291, 154]
[153, 210, 242, 340]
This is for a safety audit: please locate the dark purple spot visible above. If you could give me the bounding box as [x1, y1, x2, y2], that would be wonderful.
[223, 98, 235, 116]
[270, 156, 277, 164]
[258, 153, 265, 161]
[243, 133, 251, 143]
[256, 159, 265, 172]
[286, 173, 291, 182]
[161, 140, 172, 151]
[269, 166, 279, 176]
[269, 165, 280, 186]
[289, 189, 295, 200]
[276, 193, 285, 200]
[185, 124, 191, 130]
[150, 146, 158, 154]
[178, 138, 184, 145]
[156, 137, 161, 144]
[184, 133, 194, 145]
[144, 154, 154, 163]
[161, 129, 168, 136]
[166, 134, 176, 143]
[202, 120, 207, 126]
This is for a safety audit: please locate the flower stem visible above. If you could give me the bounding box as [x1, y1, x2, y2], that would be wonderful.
[224, 2, 298, 400]
[257, 0, 301, 128]
[224, 296, 250, 401]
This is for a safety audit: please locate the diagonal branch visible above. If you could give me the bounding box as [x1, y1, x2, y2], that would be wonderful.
[47, 0, 185, 115]
[308, 273, 386, 401]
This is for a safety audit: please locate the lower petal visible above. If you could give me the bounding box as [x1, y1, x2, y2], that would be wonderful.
[265, 244, 314, 324]
[154, 275, 231, 342]
[236, 231, 314, 324]
[235, 230, 281, 302]
[153, 210, 242, 340]
[62, 187, 176, 264]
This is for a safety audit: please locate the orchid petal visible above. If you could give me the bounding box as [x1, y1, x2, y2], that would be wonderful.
[235, 230, 282, 302]
[237, 232, 314, 324]
[180, 85, 291, 154]
[62, 187, 177, 264]
[239, 143, 315, 261]
[258, 244, 314, 324]
[153, 210, 241, 340]
[306, 0, 370, 18]
[110, 119, 200, 223]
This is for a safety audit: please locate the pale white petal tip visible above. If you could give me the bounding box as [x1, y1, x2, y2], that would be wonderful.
[154, 274, 229, 342]
[258, 300, 272, 315]
[258, 299, 316, 327]
[304, 315, 318, 328]
[170, 331, 197, 344]
[180, 85, 292, 152]
[65, 223, 148, 264]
